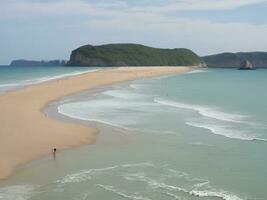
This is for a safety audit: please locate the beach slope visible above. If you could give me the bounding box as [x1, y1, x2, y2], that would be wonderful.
[0, 67, 192, 179]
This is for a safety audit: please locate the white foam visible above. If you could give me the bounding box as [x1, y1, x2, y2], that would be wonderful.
[56, 163, 154, 184]
[57, 165, 119, 184]
[190, 190, 243, 200]
[57, 171, 93, 184]
[153, 98, 267, 142]
[124, 172, 244, 200]
[57, 103, 131, 131]
[154, 98, 247, 123]
[186, 121, 267, 141]
[0, 185, 35, 200]
[57, 97, 155, 129]
[193, 181, 210, 188]
[103, 90, 148, 100]
[20, 69, 100, 86]
[0, 83, 20, 88]
[96, 184, 152, 200]
[186, 69, 209, 74]
[33, 69, 100, 83]
[123, 173, 188, 193]
[160, 191, 181, 200]
[129, 83, 146, 90]
[59, 98, 153, 111]
[56, 162, 246, 200]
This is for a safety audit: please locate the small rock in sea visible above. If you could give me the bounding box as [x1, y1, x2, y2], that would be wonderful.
[239, 60, 254, 70]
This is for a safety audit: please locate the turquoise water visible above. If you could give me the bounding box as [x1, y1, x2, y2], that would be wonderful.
[0, 65, 98, 94]
[0, 69, 267, 200]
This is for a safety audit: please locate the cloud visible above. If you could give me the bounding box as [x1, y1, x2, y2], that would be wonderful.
[1, 0, 267, 20]
[1, 0, 267, 64]
[130, 0, 267, 12]
[0, 0, 114, 19]
[83, 11, 267, 54]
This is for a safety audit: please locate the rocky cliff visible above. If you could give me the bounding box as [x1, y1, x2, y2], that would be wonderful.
[202, 52, 267, 68]
[67, 44, 205, 67]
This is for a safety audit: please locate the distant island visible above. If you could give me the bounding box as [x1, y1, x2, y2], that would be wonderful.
[67, 44, 206, 67]
[10, 59, 67, 67]
[202, 52, 267, 68]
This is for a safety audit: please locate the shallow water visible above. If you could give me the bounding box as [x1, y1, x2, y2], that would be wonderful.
[1, 68, 267, 200]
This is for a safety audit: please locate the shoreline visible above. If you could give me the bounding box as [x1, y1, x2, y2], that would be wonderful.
[0, 67, 101, 96]
[0, 66, 194, 180]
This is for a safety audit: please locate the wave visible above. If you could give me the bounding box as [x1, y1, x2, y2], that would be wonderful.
[123, 173, 243, 200]
[154, 98, 267, 141]
[57, 104, 131, 131]
[190, 190, 243, 200]
[57, 96, 155, 130]
[154, 98, 247, 123]
[186, 69, 209, 74]
[96, 184, 151, 200]
[27, 69, 100, 84]
[0, 83, 20, 88]
[0, 69, 99, 94]
[56, 162, 154, 184]
[55, 162, 247, 200]
[129, 83, 146, 90]
[0, 185, 36, 200]
[103, 90, 149, 100]
[56, 165, 123, 184]
[186, 121, 267, 142]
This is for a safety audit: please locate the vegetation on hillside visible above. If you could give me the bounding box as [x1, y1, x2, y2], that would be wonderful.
[67, 44, 205, 66]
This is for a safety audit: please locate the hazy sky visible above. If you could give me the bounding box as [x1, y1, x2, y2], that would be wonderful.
[1, 0, 267, 64]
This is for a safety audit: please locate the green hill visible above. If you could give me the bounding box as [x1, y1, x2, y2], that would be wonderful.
[67, 44, 205, 67]
[202, 52, 267, 68]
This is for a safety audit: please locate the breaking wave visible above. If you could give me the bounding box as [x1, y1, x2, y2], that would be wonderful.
[186, 122, 267, 142]
[154, 98, 247, 123]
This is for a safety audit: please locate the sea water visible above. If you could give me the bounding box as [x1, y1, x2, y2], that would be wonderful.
[0, 65, 99, 95]
[0, 68, 267, 200]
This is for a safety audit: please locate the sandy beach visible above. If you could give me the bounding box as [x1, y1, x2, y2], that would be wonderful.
[0, 66, 193, 179]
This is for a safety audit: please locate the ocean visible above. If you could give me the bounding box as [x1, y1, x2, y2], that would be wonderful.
[0, 65, 99, 95]
[0, 68, 267, 200]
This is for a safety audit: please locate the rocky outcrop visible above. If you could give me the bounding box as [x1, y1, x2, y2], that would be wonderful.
[67, 43, 205, 67]
[239, 60, 253, 70]
[202, 52, 267, 68]
[10, 59, 67, 67]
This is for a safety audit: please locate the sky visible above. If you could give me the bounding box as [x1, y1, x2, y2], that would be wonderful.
[1, 0, 267, 64]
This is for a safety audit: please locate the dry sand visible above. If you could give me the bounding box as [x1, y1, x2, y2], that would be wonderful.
[0, 66, 193, 179]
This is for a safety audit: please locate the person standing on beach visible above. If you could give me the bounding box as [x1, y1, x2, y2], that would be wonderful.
[53, 148, 57, 160]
